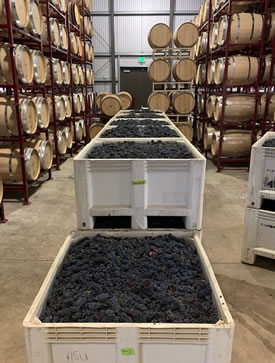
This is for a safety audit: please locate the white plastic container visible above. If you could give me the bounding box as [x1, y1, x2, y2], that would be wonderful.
[23, 230, 234, 363]
[74, 138, 206, 230]
[247, 132, 275, 209]
[242, 207, 275, 264]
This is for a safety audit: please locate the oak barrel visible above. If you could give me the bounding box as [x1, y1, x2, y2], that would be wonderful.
[31, 96, 50, 129]
[62, 61, 71, 85]
[63, 126, 73, 149]
[176, 122, 193, 141]
[210, 22, 219, 50]
[31, 50, 46, 84]
[89, 123, 104, 139]
[259, 94, 275, 120]
[118, 92, 133, 110]
[73, 94, 81, 114]
[70, 32, 78, 55]
[211, 130, 252, 157]
[206, 95, 217, 119]
[0, 0, 29, 28]
[204, 127, 216, 150]
[214, 94, 256, 122]
[207, 59, 216, 85]
[62, 95, 72, 118]
[148, 23, 172, 49]
[262, 54, 275, 84]
[60, 24, 68, 50]
[148, 59, 171, 82]
[174, 23, 199, 48]
[148, 92, 170, 112]
[72, 64, 80, 85]
[42, 17, 60, 47]
[96, 92, 110, 108]
[173, 58, 197, 82]
[171, 91, 195, 114]
[75, 121, 83, 141]
[28, 139, 53, 170]
[14, 45, 34, 84]
[101, 95, 122, 117]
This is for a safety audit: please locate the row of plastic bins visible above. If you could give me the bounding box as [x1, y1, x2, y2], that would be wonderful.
[73, 111, 206, 231]
[242, 132, 275, 264]
[23, 230, 234, 363]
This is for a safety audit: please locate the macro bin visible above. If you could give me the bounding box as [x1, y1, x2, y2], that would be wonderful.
[247, 132, 275, 209]
[23, 230, 234, 363]
[242, 206, 275, 264]
[74, 138, 206, 230]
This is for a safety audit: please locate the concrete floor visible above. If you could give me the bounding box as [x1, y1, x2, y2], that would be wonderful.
[0, 159, 275, 363]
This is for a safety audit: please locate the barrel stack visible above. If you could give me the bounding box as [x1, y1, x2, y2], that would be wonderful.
[194, 0, 275, 172]
[0, 0, 94, 220]
[147, 21, 199, 142]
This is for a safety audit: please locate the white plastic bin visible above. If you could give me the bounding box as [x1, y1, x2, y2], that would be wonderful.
[247, 132, 275, 209]
[23, 230, 234, 363]
[74, 138, 206, 230]
[242, 207, 275, 264]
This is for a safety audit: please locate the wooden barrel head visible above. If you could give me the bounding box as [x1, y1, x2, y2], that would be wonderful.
[88, 93, 94, 108]
[77, 36, 83, 57]
[32, 96, 50, 128]
[173, 58, 197, 81]
[73, 94, 81, 114]
[60, 24, 68, 50]
[148, 23, 172, 49]
[72, 64, 80, 85]
[70, 32, 78, 55]
[31, 50, 46, 84]
[20, 98, 38, 134]
[53, 59, 63, 84]
[148, 59, 171, 82]
[62, 62, 71, 85]
[204, 127, 216, 150]
[96, 92, 110, 108]
[63, 126, 73, 149]
[172, 92, 195, 114]
[62, 95, 72, 118]
[118, 91, 133, 110]
[33, 140, 53, 170]
[75, 121, 83, 141]
[56, 130, 67, 154]
[89, 123, 104, 139]
[12, 0, 29, 28]
[174, 23, 199, 48]
[27, 0, 43, 35]
[15, 45, 34, 84]
[147, 92, 170, 112]
[101, 95, 122, 116]
[176, 122, 193, 141]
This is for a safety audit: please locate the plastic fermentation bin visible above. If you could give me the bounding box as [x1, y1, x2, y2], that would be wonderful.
[23, 230, 234, 363]
[73, 138, 206, 230]
[247, 132, 275, 209]
[242, 207, 275, 264]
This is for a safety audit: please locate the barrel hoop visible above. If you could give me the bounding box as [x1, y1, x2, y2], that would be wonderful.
[9, 149, 14, 176]
[56, 97, 61, 119]
[219, 58, 224, 84]
[33, 51, 42, 84]
[36, 97, 43, 127]
[38, 140, 46, 161]
[230, 56, 236, 85]
[250, 14, 255, 41]
[24, 148, 33, 179]
[21, 99, 30, 134]
[4, 102, 12, 136]
[247, 56, 251, 81]
[236, 13, 241, 43]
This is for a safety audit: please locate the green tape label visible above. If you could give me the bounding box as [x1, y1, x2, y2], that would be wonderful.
[132, 179, 147, 185]
[121, 348, 136, 356]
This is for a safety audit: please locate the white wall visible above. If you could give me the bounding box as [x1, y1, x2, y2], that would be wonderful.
[92, 0, 203, 93]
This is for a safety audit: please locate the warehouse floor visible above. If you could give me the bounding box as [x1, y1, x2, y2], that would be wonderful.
[0, 159, 275, 363]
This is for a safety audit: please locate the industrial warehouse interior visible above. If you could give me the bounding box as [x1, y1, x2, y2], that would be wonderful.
[0, 0, 275, 362]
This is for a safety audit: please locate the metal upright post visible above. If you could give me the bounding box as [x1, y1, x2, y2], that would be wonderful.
[109, 0, 116, 94]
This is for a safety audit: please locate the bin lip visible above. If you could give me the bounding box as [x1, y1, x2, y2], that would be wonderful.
[252, 131, 275, 149]
[23, 230, 233, 329]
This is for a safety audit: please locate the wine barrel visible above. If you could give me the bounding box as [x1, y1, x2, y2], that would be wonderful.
[55, 130, 67, 155]
[206, 95, 217, 119]
[214, 94, 256, 122]
[0, 147, 40, 181]
[197, 93, 205, 114]
[42, 17, 60, 47]
[190, 45, 196, 60]
[148, 92, 170, 112]
[27, 0, 43, 35]
[202, 0, 210, 24]
[199, 32, 208, 56]
[176, 122, 193, 141]
[47, 96, 66, 121]
[197, 6, 203, 27]
[171, 91, 195, 114]
[62, 95, 72, 118]
[73, 94, 81, 114]
[78, 65, 85, 85]
[148, 23, 172, 49]
[88, 93, 94, 108]
[262, 54, 275, 84]
[58, 0, 67, 12]
[196, 122, 203, 141]
[70, 32, 78, 55]
[86, 68, 94, 85]
[63, 126, 73, 149]
[0, 0, 29, 28]
[31, 50, 46, 84]
[204, 127, 216, 150]
[72, 64, 80, 85]
[29, 139, 53, 170]
[0, 177, 3, 203]
[174, 23, 199, 48]
[0, 97, 37, 136]
[68, 2, 80, 26]
[173, 58, 197, 82]
[211, 131, 252, 157]
[118, 92, 133, 110]
[31, 96, 50, 129]
[215, 56, 258, 86]
[60, 24, 68, 50]
[101, 95, 122, 117]
[89, 123, 104, 139]
[52, 58, 63, 85]
[96, 92, 110, 108]
[148, 59, 171, 82]
[266, 13, 275, 43]
[232, 1, 261, 13]
[207, 60, 216, 85]
[62, 61, 71, 85]
[195, 63, 206, 85]
[210, 22, 219, 50]
[79, 93, 86, 112]
[259, 94, 275, 120]
[218, 13, 263, 46]
[212, 0, 224, 11]
[77, 36, 83, 57]
[13, 45, 34, 84]
[79, 119, 86, 138]
[75, 121, 83, 141]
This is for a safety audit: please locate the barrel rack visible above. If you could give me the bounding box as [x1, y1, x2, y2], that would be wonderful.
[0, 0, 94, 210]
[195, 0, 275, 172]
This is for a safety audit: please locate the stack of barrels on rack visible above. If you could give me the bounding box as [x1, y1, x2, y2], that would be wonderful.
[90, 91, 133, 138]
[147, 23, 199, 116]
[194, 0, 275, 158]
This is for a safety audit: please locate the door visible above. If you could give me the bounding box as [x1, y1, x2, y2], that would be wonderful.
[120, 67, 152, 109]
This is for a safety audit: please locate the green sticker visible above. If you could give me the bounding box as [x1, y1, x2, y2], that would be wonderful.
[121, 348, 136, 356]
[132, 179, 147, 185]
